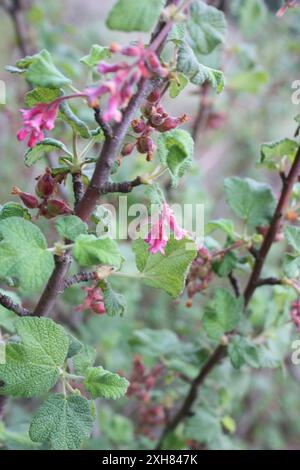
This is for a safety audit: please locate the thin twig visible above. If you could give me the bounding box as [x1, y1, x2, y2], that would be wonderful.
[0, 292, 30, 316]
[244, 144, 300, 306]
[228, 272, 241, 297]
[94, 107, 113, 140]
[96, 177, 143, 195]
[72, 172, 85, 208]
[254, 277, 283, 288]
[64, 271, 98, 289]
[156, 345, 226, 450]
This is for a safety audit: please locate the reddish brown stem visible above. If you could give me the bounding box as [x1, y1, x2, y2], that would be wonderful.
[156, 345, 226, 449]
[244, 145, 300, 306]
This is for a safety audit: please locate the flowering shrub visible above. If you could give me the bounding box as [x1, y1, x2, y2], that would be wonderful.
[0, 0, 300, 452]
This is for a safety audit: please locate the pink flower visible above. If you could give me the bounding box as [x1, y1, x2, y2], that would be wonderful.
[145, 203, 186, 255]
[290, 298, 300, 330]
[84, 41, 168, 123]
[76, 284, 106, 315]
[17, 102, 60, 148]
[97, 61, 129, 74]
[276, 0, 298, 16]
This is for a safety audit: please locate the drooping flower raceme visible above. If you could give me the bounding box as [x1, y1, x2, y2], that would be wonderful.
[17, 101, 60, 148]
[290, 298, 300, 331]
[76, 284, 106, 315]
[85, 42, 168, 123]
[145, 203, 187, 255]
[17, 93, 86, 148]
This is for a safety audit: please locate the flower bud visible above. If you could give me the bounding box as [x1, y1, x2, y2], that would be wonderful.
[109, 42, 121, 53]
[140, 102, 154, 118]
[90, 300, 106, 315]
[47, 199, 73, 217]
[131, 118, 146, 133]
[121, 143, 135, 157]
[150, 113, 165, 127]
[147, 89, 161, 103]
[157, 114, 188, 132]
[11, 186, 39, 209]
[137, 136, 155, 154]
[35, 167, 55, 199]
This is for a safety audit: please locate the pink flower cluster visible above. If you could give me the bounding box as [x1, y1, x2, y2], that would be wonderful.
[290, 298, 300, 330]
[120, 90, 188, 162]
[17, 101, 60, 148]
[76, 284, 106, 315]
[276, 0, 298, 17]
[145, 203, 186, 255]
[85, 42, 168, 123]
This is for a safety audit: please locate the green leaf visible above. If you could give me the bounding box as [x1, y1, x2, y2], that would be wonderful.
[130, 328, 182, 358]
[106, 0, 164, 32]
[187, 1, 226, 56]
[285, 225, 300, 253]
[17, 50, 71, 88]
[133, 237, 197, 298]
[84, 366, 129, 399]
[224, 177, 276, 227]
[185, 409, 222, 444]
[177, 42, 224, 92]
[157, 129, 194, 186]
[0, 217, 54, 293]
[203, 288, 242, 340]
[0, 317, 69, 397]
[0, 202, 31, 220]
[80, 45, 111, 68]
[239, 0, 267, 37]
[24, 138, 70, 167]
[101, 282, 126, 317]
[213, 251, 238, 277]
[29, 393, 93, 450]
[73, 345, 96, 376]
[25, 87, 61, 107]
[58, 101, 92, 139]
[229, 70, 268, 94]
[73, 235, 122, 267]
[205, 219, 235, 238]
[228, 336, 260, 369]
[283, 253, 300, 278]
[259, 139, 299, 170]
[55, 215, 88, 241]
[169, 73, 189, 98]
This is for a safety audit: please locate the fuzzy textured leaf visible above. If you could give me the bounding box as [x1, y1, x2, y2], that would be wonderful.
[187, 1, 226, 56]
[106, 0, 164, 32]
[177, 42, 224, 92]
[0, 318, 69, 397]
[224, 177, 276, 227]
[133, 237, 197, 298]
[157, 129, 194, 186]
[17, 50, 71, 88]
[84, 366, 129, 399]
[29, 393, 93, 450]
[55, 215, 88, 241]
[203, 288, 243, 340]
[80, 45, 111, 68]
[24, 138, 70, 167]
[73, 235, 122, 267]
[0, 217, 54, 293]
